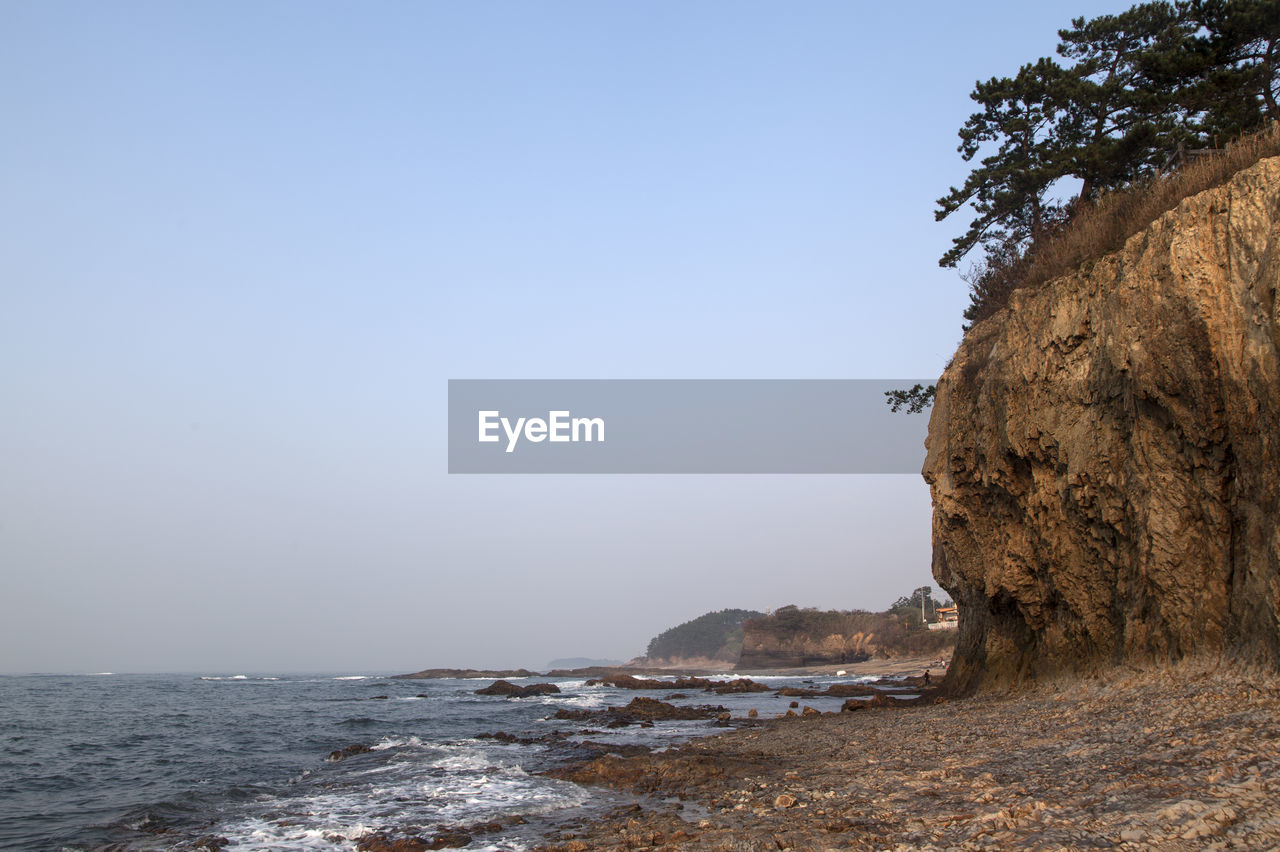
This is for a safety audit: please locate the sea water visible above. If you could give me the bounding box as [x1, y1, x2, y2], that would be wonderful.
[0, 671, 874, 850]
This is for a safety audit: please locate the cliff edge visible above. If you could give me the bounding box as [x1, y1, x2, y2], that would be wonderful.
[925, 156, 1280, 693]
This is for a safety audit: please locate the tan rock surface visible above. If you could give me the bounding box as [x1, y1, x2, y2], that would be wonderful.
[925, 157, 1280, 692]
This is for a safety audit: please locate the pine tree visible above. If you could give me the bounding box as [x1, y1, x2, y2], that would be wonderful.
[935, 58, 1072, 269]
[936, 1, 1280, 282]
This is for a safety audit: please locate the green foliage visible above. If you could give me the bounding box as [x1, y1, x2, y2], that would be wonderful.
[742, 587, 959, 662]
[884, 384, 937, 414]
[1185, 0, 1280, 139]
[743, 604, 956, 661]
[644, 608, 764, 662]
[939, 0, 1280, 323]
[936, 57, 1075, 269]
[889, 585, 953, 627]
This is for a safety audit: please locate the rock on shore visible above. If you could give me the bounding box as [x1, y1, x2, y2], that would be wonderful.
[926, 156, 1280, 692]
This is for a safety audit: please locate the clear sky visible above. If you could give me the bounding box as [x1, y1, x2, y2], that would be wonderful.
[1, 1, 1124, 673]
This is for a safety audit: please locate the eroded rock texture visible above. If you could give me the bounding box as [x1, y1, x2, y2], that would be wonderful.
[925, 157, 1280, 693]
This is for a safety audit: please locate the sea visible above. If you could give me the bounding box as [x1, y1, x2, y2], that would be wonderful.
[0, 670, 879, 850]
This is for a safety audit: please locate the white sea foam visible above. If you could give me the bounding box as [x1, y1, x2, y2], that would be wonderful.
[550, 693, 606, 709]
[223, 817, 383, 851]
[331, 676, 371, 681]
[370, 735, 425, 750]
[217, 744, 585, 851]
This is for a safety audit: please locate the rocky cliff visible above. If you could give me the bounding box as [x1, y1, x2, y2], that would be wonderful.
[925, 157, 1280, 693]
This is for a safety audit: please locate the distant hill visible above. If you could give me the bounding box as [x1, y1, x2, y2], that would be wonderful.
[644, 609, 764, 665]
[739, 605, 955, 668]
[544, 657, 623, 670]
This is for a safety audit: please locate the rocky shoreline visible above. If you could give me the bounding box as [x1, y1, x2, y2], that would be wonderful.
[533, 660, 1280, 850]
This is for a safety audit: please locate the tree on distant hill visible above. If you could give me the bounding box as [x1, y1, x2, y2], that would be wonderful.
[738, 596, 957, 666]
[889, 586, 954, 627]
[644, 608, 764, 662]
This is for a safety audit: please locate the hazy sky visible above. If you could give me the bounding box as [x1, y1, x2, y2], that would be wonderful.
[2, 1, 1122, 673]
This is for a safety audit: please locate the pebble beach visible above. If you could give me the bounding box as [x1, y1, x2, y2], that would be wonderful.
[537, 660, 1280, 851]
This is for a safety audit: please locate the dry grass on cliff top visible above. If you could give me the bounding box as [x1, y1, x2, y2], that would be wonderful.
[986, 123, 1280, 323]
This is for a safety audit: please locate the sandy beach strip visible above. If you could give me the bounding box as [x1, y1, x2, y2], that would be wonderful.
[536, 659, 1280, 850]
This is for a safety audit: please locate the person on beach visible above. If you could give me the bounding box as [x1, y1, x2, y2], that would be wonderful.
[924, 670, 931, 685]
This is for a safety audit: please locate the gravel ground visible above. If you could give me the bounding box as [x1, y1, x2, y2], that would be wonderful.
[536, 660, 1280, 851]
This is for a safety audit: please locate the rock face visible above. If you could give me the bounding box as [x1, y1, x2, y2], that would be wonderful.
[925, 157, 1280, 693]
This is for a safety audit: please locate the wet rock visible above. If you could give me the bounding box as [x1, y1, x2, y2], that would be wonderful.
[392, 668, 539, 680]
[474, 680, 561, 697]
[774, 793, 798, 809]
[553, 696, 728, 728]
[710, 678, 771, 694]
[356, 834, 430, 852]
[586, 674, 715, 690]
[821, 683, 877, 697]
[326, 743, 374, 761]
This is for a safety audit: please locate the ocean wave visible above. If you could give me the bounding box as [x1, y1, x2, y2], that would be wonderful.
[549, 693, 606, 709]
[370, 735, 425, 750]
[216, 752, 584, 850]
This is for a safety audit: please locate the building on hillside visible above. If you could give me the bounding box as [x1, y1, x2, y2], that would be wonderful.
[928, 604, 959, 631]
